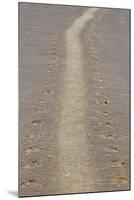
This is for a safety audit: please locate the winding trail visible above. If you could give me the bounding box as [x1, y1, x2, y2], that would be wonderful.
[58, 8, 99, 193]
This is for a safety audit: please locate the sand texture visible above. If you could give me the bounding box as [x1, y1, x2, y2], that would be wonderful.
[19, 3, 130, 197]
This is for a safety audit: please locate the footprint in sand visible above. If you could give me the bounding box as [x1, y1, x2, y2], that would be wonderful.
[95, 100, 111, 105]
[98, 85, 105, 89]
[110, 159, 126, 167]
[34, 108, 49, 114]
[98, 121, 113, 127]
[50, 52, 57, 56]
[96, 111, 111, 116]
[93, 77, 103, 82]
[95, 92, 105, 96]
[32, 119, 47, 126]
[104, 121, 113, 126]
[44, 89, 50, 94]
[100, 132, 114, 140]
[103, 146, 119, 153]
[50, 56, 57, 60]
[21, 180, 41, 188]
[47, 68, 53, 73]
[29, 132, 45, 140]
[112, 177, 128, 186]
[38, 99, 46, 104]
[50, 46, 57, 51]
[95, 85, 105, 89]
[44, 90, 56, 96]
[47, 63, 55, 68]
[22, 160, 40, 169]
[51, 45, 58, 50]
[91, 53, 100, 59]
[97, 79, 103, 83]
[24, 146, 41, 154]
[103, 100, 111, 105]
[103, 111, 111, 115]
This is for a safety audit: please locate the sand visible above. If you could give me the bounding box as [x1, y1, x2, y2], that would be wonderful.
[19, 3, 130, 197]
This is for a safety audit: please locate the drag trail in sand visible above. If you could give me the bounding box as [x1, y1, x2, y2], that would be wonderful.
[58, 8, 99, 193]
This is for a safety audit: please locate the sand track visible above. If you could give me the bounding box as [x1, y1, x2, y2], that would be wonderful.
[57, 8, 99, 193]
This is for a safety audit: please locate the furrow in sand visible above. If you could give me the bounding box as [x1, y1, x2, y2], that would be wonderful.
[57, 8, 99, 193]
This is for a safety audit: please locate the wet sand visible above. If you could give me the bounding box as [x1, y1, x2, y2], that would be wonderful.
[19, 3, 130, 197]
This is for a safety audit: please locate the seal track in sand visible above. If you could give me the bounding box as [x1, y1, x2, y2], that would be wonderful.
[58, 8, 99, 193]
